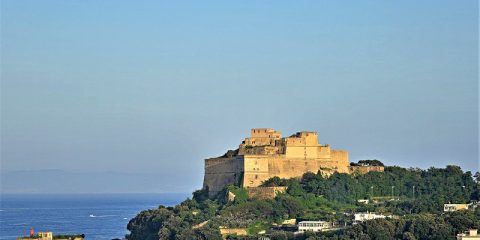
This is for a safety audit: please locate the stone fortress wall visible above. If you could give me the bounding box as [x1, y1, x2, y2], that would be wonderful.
[203, 156, 244, 193]
[246, 186, 287, 200]
[349, 165, 385, 174]
[203, 128, 382, 195]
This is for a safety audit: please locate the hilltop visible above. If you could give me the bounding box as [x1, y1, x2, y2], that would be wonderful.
[126, 164, 480, 240]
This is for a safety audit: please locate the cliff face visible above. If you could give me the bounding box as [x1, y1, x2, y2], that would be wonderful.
[203, 128, 353, 195]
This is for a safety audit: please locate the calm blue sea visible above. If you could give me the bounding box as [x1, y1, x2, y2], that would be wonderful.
[0, 193, 189, 240]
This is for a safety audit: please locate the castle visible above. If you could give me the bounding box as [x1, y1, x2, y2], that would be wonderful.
[203, 128, 383, 195]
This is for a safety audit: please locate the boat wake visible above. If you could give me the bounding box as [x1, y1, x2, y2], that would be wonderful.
[89, 214, 118, 218]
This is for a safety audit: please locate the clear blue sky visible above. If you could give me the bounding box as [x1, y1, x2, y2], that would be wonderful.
[1, 0, 478, 193]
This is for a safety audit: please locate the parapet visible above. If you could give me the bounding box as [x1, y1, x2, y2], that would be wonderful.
[239, 128, 331, 156]
[239, 128, 284, 155]
[250, 128, 282, 138]
[285, 131, 319, 146]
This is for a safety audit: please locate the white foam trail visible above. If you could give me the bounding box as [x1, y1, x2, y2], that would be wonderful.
[89, 214, 117, 218]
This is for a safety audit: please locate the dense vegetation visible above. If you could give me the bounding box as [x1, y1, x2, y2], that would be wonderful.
[126, 165, 479, 240]
[314, 210, 480, 240]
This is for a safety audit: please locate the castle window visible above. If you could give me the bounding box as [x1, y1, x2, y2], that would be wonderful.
[255, 175, 258, 179]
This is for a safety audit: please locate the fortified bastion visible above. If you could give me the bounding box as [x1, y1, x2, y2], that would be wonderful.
[203, 128, 378, 195]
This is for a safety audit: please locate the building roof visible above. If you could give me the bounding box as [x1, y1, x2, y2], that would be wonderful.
[298, 221, 328, 223]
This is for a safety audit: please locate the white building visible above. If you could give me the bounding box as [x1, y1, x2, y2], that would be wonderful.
[297, 221, 332, 232]
[457, 229, 480, 240]
[353, 212, 386, 223]
[357, 199, 369, 204]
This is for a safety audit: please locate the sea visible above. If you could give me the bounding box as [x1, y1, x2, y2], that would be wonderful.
[0, 193, 189, 240]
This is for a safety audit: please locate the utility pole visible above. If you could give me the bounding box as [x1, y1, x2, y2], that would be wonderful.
[412, 186, 415, 200]
[370, 186, 374, 198]
[391, 186, 394, 200]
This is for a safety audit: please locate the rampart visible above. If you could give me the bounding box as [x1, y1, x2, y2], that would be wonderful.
[203, 156, 244, 193]
[246, 186, 287, 200]
[349, 165, 384, 174]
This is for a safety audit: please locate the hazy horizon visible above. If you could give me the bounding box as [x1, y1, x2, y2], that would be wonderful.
[1, 162, 478, 194]
[1, 0, 478, 194]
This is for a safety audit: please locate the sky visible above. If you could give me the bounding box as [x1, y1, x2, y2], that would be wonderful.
[1, 0, 478, 193]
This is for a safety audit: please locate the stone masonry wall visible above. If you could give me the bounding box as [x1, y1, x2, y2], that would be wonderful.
[203, 156, 244, 194]
[246, 186, 287, 200]
[349, 165, 384, 174]
[242, 154, 350, 188]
